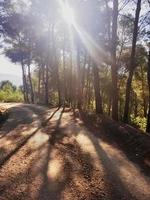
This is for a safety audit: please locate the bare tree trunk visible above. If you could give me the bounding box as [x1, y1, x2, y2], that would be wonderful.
[123, 0, 141, 123]
[22, 64, 27, 103]
[111, 0, 118, 120]
[146, 49, 150, 132]
[108, 95, 112, 116]
[69, 49, 73, 107]
[45, 23, 52, 106]
[93, 62, 103, 114]
[38, 67, 41, 103]
[42, 64, 45, 104]
[63, 29, 67, 105]
[86, 61, 91, 110]
[81, 51, 87, 98]
[28, 65, 34, 104]
[77, 43, 82, 110]
[51, 23, 61, 107]
[21, 62, 29, 103]
[45, 63, 49, 105]
[56, 61, 62, 107]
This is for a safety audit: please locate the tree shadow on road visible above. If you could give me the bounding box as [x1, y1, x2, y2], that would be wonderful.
[1, 108, 146, 200]
[73, 111, 150, 200]
[33, 108, 103, 200]
[0, 107, 59, 168]
[78, 111, 150, 177]
[34, 109, 121, 200]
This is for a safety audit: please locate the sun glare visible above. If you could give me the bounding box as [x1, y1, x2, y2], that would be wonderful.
[62, 3, 75, 25]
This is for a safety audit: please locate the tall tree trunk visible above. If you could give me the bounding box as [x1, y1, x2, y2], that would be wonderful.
[42, 64, 45, 104]
[45, 23, 52, 106]
[111, 0, 118, 120]
[28, 65, 34, 104]
[63, 29, 67, 105]
[69, 48, 73, 107]
[21, 62, 29, 103]
[123, 0, 141, 123]
[45, 64, 49, 105]
[86, 61, 91, 110]
[146, 49, 150, 132]
[93, 62, 103, 114]
[45, 67, 49, 106]
[108, 95, 112, 116]
[51, 23, 61, 107]
[81, 51, 87, 98]
[77, 43, 82, 110]
[38, 67, 41, 103]
[56, 62, 61, 107]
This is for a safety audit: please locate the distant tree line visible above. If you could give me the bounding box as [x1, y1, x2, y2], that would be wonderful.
[0, 80, 23, 102]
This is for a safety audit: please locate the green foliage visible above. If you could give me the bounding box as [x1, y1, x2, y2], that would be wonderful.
[130, 115, 147, 131]
[0, 81, 23, 102]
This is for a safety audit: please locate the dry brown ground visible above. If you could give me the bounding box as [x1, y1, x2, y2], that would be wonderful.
[0, 104, 150, 200]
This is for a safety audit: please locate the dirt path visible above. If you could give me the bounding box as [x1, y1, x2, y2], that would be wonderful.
[0, 104, 150, 200]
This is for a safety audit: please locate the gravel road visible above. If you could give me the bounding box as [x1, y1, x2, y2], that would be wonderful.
[0, 104, 150, 200]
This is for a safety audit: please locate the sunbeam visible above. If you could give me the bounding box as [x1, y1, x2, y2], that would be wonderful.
[58, 0, 111, 66]
[60, 0, 75, 25]
[73, 23, 112, 66]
